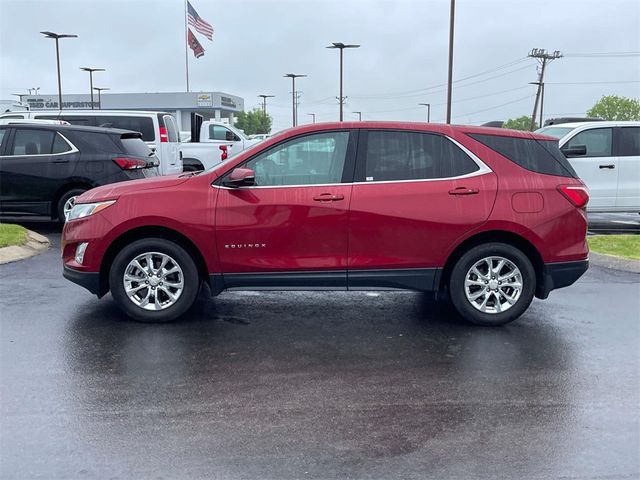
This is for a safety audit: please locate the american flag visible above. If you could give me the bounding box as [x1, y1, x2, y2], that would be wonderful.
[187, 1, 214, 41]
[188, 29, 205, 58]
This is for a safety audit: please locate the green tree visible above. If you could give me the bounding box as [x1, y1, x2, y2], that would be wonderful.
[587, 95, 640, 121]
[234, 108, 273, 135]
[503, 115, 534, 131]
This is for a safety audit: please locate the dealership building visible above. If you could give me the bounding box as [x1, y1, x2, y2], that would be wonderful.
[15, 91, 245, 131]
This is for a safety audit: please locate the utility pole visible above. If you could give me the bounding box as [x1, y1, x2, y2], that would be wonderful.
[446, 0, 455, 124]
[284, 74, 306, 127]
[419, 103, 431, 122]
[326, 42, 360, 121]
[353, 111, 362, 121]
[307, 113, 316, 123]
[294, 91, 302, 126]
[528, 49, 561, 130]
[258, 94, 275, 118]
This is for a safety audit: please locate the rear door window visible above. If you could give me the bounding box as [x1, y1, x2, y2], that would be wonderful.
[364, 130, 479, 182]
[565, 128, 613, 157]
[468, 133, 577, 178]
[617, 127, 640, 156]
[0, 128, 6, 152]
[10, 129, 56, 155]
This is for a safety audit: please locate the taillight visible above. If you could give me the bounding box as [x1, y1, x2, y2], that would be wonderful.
[558, 185, 589, 208]
[219, 145, 228, 161]
[113, 157, 148, 170]
[159, 126, 168, 143]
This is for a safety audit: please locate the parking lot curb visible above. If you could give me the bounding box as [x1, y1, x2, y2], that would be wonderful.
[0, 230, 50, 265]
[589, 252, 640, 274]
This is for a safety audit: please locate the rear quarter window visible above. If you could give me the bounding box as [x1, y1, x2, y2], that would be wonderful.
[66, 131, 120, 153]
[468, 133, 577, 178]
[120, 137, 153, 157]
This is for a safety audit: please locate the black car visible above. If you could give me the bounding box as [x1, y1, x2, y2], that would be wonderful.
[0, 124, 159, 222]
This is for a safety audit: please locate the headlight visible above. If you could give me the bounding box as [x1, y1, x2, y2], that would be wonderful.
[68, 200, 116, 221]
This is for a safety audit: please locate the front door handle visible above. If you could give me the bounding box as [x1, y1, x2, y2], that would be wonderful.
[599, 164, 615, 169]
[313, 193, 345, 202]
[53, 159, 69, 164]
[448, 187, 479, 195]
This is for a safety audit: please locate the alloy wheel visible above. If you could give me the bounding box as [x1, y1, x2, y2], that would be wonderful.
[123, 252, 184, 311]
[464, 256, 523, 314]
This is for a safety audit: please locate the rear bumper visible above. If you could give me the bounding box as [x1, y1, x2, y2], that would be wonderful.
[536, 259, 589, 299]
[63, 265, 102, 296]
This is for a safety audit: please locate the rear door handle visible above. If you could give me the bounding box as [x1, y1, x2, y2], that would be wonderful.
[313, 193, 345, 202]
[448, 187, 479, 195]
[53, 159, 69, 164]
[599, 164, 615, 169]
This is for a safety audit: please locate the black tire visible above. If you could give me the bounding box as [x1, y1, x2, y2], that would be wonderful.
[57, 188, 87, 223]
[109, 238, 200, 323]
[448, 242, 536, 326]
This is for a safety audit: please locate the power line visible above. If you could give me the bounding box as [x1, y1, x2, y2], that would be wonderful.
[350, 58, 529, 99]
[546, 80, 640, 85]
[455, 94, 534, 119]
[564, 51, 640, 57]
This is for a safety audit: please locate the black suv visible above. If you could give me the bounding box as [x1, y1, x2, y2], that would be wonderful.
[0, 124, 159, 222]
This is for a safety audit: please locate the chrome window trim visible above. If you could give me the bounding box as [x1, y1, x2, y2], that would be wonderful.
[212, 133, 493, 190]
[0, 131, 78, 158]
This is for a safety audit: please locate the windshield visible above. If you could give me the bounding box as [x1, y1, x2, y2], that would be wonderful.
[534, 126, 573, 139]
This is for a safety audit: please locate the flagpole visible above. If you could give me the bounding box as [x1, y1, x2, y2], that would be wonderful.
[184, 0, 189, 92]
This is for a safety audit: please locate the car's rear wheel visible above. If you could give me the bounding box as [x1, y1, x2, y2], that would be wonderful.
[109, 238, 200, 322]
[57, 188, 87, 223]
[449, 243, 535, 326]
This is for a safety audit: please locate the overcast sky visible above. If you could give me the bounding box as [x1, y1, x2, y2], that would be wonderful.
[1, 0, 639, 131]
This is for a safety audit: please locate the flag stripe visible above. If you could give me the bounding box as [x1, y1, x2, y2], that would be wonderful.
[187, 1, 214, 40]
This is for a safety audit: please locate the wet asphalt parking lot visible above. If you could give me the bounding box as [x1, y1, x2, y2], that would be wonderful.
[0, 216, 639, 480]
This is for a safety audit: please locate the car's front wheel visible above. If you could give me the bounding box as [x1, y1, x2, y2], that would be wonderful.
[109, 238, 200, 322]
[449, 243, 535, 326]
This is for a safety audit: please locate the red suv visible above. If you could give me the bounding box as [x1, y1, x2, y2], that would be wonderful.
[62, 122, 589, 326]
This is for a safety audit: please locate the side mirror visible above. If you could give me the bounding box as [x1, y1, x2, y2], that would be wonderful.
[225, 131, 235, 141]
[224, 167, 255, 188]
[561, 145, 587, 157]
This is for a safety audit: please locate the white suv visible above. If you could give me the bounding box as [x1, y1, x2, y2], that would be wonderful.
[537, 121, 640, 213]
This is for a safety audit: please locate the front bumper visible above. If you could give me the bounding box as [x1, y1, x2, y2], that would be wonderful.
[63, 265, 102, 296]
[536, 259, 589, 299]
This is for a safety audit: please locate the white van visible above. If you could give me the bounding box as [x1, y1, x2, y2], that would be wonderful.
[537, 121, 640, 213]
[0, 110, 182, 175]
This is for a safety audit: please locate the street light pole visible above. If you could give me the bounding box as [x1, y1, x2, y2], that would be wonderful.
[418, 103, 431, 122]
[353, 111, 362, 121]
[80, 67, 105, 109]
[40, 31, 77, 110]
[326, 42, 360, 121]
[93, 87, 110, 109]
[284, 74, 306, 127]
[307, 113, 316, 124]
[258, 94, 275, 117]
